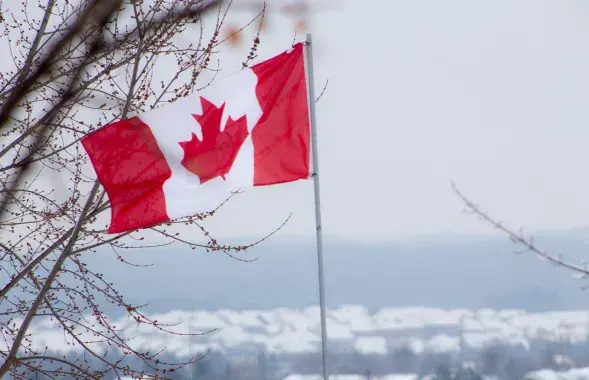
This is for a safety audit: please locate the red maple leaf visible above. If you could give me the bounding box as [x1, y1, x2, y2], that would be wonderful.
[179, 96, 248, 184]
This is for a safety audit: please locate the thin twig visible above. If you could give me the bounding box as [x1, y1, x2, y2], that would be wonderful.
[451, 181, 589, 276]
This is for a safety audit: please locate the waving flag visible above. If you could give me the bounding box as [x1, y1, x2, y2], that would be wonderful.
[82, 43, 310, 233]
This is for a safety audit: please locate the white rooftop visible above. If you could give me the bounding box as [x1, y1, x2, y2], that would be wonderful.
[10, 306, 589, 356]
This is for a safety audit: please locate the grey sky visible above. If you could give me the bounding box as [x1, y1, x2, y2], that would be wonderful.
[195, 0, 589, 241]
[8, 1, 584, 242]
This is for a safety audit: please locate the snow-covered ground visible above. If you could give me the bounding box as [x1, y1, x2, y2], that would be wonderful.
[282, 370, 589, 380]
[282, 375, 419, 380]
[119, 369, 589, 380]
[523, 367, 589, 380]
[20, 306, 589, 356]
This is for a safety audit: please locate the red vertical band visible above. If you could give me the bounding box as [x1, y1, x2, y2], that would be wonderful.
[82, 117, 172, 233]
[251, 43, 310, 186]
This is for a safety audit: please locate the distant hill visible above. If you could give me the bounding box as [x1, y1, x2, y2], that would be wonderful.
[82, 231, 589, 316]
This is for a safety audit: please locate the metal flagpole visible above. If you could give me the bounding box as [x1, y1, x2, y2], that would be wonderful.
[304, 33, 329, 380]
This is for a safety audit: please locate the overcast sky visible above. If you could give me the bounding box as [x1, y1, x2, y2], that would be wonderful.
[13, 0, 584, 243]
[191, 0, 589, 242]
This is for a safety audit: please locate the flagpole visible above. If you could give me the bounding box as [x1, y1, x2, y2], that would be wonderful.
[304, 33, 329, 380]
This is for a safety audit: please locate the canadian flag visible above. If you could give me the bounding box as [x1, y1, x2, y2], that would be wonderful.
[82, 43, 310, 234]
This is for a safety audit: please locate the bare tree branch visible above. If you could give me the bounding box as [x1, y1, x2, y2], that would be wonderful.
[0, 0, 303, 377]
[452, 181, 589, 277]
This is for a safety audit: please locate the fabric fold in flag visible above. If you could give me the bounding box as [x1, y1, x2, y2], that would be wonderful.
[82, 42, 310, 234]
